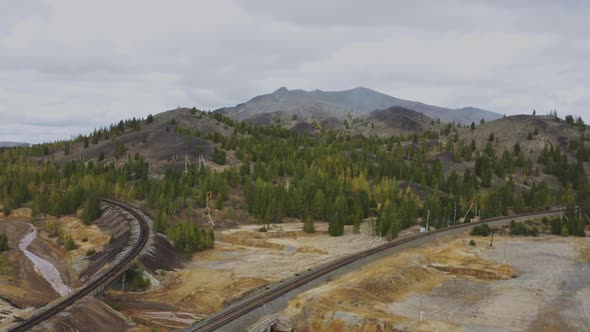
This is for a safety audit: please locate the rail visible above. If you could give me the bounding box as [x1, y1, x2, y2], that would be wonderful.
[189, 208, 561, 332]
[8, 198, 150, 332]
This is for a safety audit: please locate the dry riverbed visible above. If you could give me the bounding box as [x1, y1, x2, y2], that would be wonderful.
[0, 208, 112, 330]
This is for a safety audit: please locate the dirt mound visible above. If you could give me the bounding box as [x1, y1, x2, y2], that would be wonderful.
[140, 234, 185, 272]
[218, 232, 285, 251]
[429, 264, 510, 280]
[79, 207, 132, 279]
[32, 297, 130, 332]
[367, 106, 432, 132]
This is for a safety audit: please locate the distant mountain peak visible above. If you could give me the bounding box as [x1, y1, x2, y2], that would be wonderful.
[273, 87, 288, 94]
[351, 86, 370, 91]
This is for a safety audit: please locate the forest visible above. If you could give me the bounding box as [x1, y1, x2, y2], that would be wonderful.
[1, 110, 590, 254]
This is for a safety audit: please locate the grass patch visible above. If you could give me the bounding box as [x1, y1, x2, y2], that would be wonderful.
[0, 256, 16, 276]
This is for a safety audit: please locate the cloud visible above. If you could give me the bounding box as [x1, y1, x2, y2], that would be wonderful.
[0, 0, 589, 142]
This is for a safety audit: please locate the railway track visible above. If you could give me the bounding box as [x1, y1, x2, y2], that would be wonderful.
[189, 208, 561, 332]
[8, 198, 150, 332]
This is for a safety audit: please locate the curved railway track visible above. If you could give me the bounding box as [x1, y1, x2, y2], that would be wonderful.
[190, 208, 561, 332]
[8, 198, 150, 332]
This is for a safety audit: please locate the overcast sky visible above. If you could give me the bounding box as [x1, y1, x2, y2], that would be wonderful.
[1, 1, 589, 143]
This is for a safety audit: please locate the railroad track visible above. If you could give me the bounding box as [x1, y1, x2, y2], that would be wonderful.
[189, 209, 561, 332]
[8, 198, 150, 332]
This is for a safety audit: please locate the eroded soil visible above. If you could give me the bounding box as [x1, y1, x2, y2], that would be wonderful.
[274, 234, 590, 332]
[111, 221, 387, 329]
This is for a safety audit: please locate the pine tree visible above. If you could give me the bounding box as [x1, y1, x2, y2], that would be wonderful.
[303, 215, 315, 233]
[154, 210, 168, 233]
[329, 195, 346, 236]
[312, 190, 326, 219]
[82, 193, 101, 225]
[114, 141, 126, 159]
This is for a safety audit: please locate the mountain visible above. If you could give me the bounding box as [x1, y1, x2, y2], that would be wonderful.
[0, 141, 29, 148]
[346, 106, 441, 137]
[215, 87, 501, 124]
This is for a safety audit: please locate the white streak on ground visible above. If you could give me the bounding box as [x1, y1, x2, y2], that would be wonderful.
[18, 227, 72, 297]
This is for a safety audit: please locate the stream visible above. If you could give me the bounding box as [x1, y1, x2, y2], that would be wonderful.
[18, 227, 72, 297]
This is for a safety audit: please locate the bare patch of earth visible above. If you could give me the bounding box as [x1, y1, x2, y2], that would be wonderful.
[274, 234, 590, 332]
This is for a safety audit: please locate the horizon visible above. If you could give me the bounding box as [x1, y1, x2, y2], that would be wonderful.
[0, 85, 567, 145]
[2, 1, 589, 142]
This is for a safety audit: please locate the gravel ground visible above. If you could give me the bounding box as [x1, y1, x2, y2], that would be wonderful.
[388, 236, 590, 331]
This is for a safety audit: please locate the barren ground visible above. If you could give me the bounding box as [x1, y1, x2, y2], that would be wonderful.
[0, 208, 113, 330]
[273, 232, 590, 332]
[111, 221, 388, 329]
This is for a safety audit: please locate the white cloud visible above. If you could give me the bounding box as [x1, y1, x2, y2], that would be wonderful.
[0, 0, 589, 142]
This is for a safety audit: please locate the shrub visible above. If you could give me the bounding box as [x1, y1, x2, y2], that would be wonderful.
[167, 222, 215, 257]
[509, 220, 539, 237]
[46, 220, 62, 238]
[550, 218, 562, 235]
[469, 239, 476, 246]
[561, 225, 569, 236]
[86, 249, 96, 256]
[0, 232, 9, 252]
[212, 148, 226, 165]
[0, 256, 16, 276]
[63, 235, 79, 250]
[471, 224, 491, 236]
[303, 216, 315, 234]
[125, 261, 151, 291]
[2, 200, 11, 216]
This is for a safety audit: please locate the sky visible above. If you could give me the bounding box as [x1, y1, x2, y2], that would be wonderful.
[1, 0, 589, 143]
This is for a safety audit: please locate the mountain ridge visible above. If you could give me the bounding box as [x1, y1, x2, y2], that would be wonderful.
[215, 86, 501, 124]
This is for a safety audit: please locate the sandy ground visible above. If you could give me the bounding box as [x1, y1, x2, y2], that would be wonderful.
[111, 221, 388, 329]
[274, 233, 590, 331]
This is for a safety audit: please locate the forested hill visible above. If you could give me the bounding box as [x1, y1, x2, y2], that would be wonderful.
[1, 108, 589, 257]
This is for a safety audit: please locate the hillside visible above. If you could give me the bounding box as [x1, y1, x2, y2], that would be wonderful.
[347, 106, 442, 137]
[460, 114, 583, 162]
[52, 108, 232, 167]
[215, 86, 501, 124]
